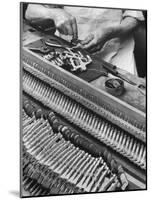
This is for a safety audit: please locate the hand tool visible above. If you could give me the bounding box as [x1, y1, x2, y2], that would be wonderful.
[102, 60, 146, 95]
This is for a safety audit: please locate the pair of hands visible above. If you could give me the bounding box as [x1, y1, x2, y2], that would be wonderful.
[53, 9, 109, 53]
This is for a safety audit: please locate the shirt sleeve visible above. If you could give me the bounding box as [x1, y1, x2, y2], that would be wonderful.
[123, 10, 145, 21]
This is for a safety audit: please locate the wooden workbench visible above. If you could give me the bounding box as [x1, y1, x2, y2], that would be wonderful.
[22, 23, 146, 113]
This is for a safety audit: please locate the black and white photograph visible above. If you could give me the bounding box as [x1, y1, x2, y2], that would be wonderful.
[20, 2, 147, 197]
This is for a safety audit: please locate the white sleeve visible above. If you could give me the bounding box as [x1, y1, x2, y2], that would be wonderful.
[123, 10, 145, 21]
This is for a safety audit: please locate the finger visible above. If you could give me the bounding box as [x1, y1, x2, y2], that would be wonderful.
[82, 39, 97, 50]
[71, 18, 78, 39]
[89, 41, 105, 53]
[65, 22, 73, 36]
[89, 44, 102, 54]
[58, 24, 68, 35]
[80, 34, 94, 45]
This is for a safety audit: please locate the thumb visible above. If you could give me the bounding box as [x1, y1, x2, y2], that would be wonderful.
[80, 34, 94, 45]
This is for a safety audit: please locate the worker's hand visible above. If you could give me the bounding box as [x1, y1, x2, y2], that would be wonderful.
[80, 28, 112, 54]
[53, 9, 78, 39]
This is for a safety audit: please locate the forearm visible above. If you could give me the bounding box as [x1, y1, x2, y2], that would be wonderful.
[105, 17, 140, 41]
[25, 4, 62, 21]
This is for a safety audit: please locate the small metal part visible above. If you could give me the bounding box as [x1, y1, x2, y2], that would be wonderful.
[41, 39, 92, 72]
[105, 78, 125, 96]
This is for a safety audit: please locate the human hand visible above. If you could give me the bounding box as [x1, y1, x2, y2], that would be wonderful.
[80, 28, 112, 54]
[53, 9, 78, 39]
[25, 5, 78, 39]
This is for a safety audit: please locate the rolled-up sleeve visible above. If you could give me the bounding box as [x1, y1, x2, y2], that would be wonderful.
[123, 10, 145, 21]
